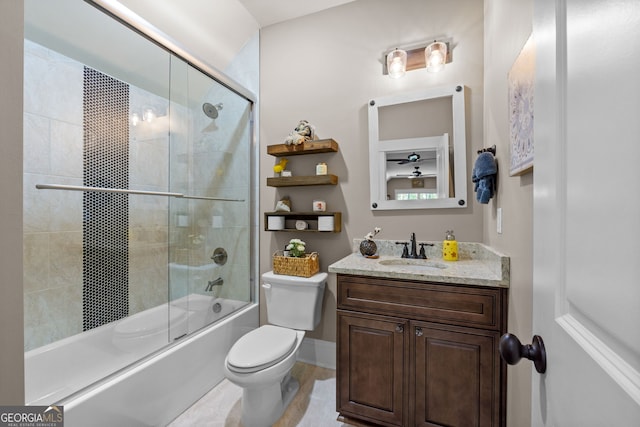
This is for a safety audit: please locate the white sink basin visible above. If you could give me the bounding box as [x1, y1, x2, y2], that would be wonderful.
[378, 258, 448, 271]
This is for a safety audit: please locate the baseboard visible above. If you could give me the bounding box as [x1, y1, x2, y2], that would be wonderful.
[298, 337, 336, 370]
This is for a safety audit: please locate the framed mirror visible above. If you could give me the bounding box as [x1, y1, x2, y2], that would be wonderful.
[368, 84, 467, 210]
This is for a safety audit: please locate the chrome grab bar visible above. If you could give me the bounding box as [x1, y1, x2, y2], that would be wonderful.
[35, 184, 244, 202]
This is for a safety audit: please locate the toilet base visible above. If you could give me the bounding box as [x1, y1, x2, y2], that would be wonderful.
[240, 373, 300, 427]
[281, 372, 300, 416]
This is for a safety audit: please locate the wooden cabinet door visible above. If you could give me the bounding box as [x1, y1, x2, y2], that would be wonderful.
[411, 321, 501, 427]
[337, 310, 408, 426]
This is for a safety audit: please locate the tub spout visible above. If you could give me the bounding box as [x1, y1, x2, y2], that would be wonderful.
[206, 277, 223, 292]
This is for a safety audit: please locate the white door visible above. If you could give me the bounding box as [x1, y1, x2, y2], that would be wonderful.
[531, 0, 640, 425]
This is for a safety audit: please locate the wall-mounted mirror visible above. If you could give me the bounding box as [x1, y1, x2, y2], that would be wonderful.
[368, 84, 467, 210]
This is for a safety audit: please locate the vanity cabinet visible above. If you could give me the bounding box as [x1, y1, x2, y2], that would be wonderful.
[337, 311, 408, 426]
[265, 138, 342, 232]
[336, 274, 508, 427]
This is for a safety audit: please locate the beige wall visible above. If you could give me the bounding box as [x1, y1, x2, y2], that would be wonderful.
[259, 0, 485, 341]
[1, 0, 534, 419]
[484, 1, 534, 426]
[260, 1, 534, 424]
[0, 0, 25, 404]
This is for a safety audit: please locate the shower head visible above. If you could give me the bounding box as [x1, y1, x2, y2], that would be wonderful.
[203, 102, 223, 119]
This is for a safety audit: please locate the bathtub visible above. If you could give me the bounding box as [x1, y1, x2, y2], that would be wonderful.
[25, 295, 258, 426]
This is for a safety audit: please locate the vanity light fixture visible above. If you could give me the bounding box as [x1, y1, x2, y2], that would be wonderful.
[384, 40, 450, 78]
[386, 48, 407, 79]
[425, 41, 448, 73]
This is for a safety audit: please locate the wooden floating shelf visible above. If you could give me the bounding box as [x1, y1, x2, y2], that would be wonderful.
[264, 212, 342, 233]
[266, 139, 339, 157]
[267, 174, 338, 187]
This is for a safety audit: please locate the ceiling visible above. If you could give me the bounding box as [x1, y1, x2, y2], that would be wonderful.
[237, 0, 356, 27]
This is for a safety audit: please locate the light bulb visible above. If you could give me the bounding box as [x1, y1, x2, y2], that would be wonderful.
[386, 48, 407, 79]
[130, 112, 140, 127]
[428, 51, 444, 66]
[425, 41, 447, 73]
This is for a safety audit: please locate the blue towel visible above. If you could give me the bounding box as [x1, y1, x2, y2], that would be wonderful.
[472, 152, 497, 204]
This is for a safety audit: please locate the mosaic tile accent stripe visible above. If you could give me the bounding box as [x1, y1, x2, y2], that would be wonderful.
[82, 67, 129, 331]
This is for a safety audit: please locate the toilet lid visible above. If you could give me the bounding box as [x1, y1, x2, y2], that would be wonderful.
[227, 325, 297, 373]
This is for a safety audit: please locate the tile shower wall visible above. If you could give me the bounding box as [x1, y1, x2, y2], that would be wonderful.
[23, 40, 169, 350]
[24, 40, 84, 350]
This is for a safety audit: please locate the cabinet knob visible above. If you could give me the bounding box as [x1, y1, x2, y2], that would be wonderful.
[395, 325, 404, 333]
[415, 327, 423, 337]
[499, 333, 547, 374]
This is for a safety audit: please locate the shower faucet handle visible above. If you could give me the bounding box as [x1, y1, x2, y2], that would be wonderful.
[211, 248, 228, 265]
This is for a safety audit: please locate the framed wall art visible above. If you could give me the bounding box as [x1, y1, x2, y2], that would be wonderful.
[508, 34, 535, 176]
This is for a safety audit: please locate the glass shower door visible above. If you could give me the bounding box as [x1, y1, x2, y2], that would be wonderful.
[23, 0, 255, 405]
[168, 58, 253, 336]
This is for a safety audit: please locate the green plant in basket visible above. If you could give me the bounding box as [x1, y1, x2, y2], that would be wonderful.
[286, 238, 306, 257]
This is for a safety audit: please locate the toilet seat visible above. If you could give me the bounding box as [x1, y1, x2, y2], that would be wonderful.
[227, 325, 297, 373]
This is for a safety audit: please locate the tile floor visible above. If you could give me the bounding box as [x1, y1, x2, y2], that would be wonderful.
[168, 362, 358, 427]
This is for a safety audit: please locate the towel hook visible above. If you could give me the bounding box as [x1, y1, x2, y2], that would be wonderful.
[477, 145, 496, 155]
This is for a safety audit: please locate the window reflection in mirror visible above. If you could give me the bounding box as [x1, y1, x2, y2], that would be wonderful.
[368, 85, 467, 210]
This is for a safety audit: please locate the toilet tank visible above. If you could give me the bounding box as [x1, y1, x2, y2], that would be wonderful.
[262, 271, 327, 330]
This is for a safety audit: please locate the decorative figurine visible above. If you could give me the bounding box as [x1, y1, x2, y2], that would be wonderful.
[360, 227, 382, 257]
[273, 158, 289, 175]
[275, 198, 291, 212]
[284, 120, 317, 146]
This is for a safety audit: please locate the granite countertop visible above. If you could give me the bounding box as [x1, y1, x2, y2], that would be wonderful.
[328, 239, 510, 288]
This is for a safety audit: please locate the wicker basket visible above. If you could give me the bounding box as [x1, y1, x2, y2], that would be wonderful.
[272, 251, 319, 277]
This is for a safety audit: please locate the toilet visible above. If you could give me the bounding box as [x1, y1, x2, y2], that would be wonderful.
[223, 271, 327, 427]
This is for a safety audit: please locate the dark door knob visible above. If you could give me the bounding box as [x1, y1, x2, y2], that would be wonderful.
[499, 333, 547, 374]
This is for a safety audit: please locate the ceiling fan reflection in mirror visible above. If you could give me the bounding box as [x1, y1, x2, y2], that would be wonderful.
[396, 166, 435, 178]
[387, 152, 423, 164]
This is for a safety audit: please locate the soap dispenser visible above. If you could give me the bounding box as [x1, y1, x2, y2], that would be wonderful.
[443, 230, 458, 261]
